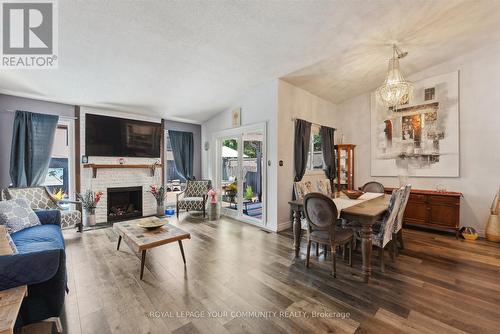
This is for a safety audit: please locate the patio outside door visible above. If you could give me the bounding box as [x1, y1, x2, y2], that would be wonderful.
[216, 123, 266, 226]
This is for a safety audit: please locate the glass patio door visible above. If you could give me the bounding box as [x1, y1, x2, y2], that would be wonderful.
[216, 124, 266, 226]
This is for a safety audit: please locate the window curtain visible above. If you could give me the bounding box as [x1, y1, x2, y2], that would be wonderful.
[293, 119, 312, 184]
[9, 111, 59, 187]
[320, 126, 336, 190]
[168, 130, 194, 180]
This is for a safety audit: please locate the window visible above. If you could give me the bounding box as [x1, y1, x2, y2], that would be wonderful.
[306, 127, 324, 171]
[44, 123, 73, 199]
[165, 131, 185, 182]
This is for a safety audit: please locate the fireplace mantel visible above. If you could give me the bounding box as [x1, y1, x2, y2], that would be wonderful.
[83, 163, 162, 178]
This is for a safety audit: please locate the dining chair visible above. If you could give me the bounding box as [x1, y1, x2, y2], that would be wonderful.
[393, 184, 412, 255]
[372, 188, 403, 272]
[361, 181, 385, 193]
[303, 192, 354, 277]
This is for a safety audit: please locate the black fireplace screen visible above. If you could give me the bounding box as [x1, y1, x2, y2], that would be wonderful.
[107, 186, 143, 222]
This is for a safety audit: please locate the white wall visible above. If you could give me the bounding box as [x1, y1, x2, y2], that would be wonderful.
[336, 42, 500, 235]
[276, 80, 338, 230]
[201, 80, 279, 231]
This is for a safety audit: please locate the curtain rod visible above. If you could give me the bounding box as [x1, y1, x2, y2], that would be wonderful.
[3, 109, 78, 120]
[291, 117, 336, 130]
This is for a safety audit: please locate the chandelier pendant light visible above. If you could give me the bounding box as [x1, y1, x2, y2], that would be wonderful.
[376, 44, 413, 109]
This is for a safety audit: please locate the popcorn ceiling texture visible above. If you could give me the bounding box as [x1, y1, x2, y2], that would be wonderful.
[2, 1, 500, 122]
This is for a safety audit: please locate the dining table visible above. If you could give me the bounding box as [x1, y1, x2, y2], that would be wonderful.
[288, 192, 390, 283]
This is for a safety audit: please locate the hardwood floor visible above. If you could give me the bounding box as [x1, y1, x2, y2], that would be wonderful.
[29, 215, 500, 333]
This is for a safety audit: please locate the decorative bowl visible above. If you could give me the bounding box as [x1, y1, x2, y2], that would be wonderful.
[137, 219, 167, 230]
[460, 226, 478, 241]
[342, 189, 364, 200]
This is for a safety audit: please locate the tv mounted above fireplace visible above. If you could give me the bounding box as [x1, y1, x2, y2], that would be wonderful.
[85, 114, 161, 158]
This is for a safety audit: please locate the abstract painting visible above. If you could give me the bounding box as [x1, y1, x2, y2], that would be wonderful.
[370, 71, 459, 177]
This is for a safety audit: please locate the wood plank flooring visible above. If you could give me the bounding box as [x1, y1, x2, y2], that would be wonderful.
[25, 215, 500, 333]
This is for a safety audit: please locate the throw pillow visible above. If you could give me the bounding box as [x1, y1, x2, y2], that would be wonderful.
[0, 198, 41, 233]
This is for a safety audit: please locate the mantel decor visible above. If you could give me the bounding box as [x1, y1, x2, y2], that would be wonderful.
[83, 163, 162, 178]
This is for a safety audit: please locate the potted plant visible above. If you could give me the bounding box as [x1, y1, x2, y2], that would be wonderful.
[148, 185, 166, 217]
[226, 182, 237, 203]
[76, 190, 103, 227]
[245, 186, 253, 201]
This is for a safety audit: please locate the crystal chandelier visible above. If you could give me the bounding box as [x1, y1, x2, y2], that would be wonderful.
[376, 44, 412, 108]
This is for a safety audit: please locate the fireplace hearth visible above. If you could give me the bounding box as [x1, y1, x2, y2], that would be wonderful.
[107, 186, 143, 222]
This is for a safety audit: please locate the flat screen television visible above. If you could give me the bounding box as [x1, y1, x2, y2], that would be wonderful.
[85, 114, 161, 158]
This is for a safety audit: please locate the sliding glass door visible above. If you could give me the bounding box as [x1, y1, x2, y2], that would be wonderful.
[216, 124, 266, 226]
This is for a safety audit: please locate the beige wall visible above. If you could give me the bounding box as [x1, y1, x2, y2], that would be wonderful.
[336, 42, 500, 235]
[276, 80, 338, 230]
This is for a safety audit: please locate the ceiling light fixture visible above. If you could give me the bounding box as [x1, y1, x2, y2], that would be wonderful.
[376, 44, 412, 109]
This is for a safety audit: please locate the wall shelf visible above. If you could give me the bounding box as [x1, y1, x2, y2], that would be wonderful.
[83, 164, 162, 178]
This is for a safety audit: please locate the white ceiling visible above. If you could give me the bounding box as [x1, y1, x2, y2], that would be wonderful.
[1, 0, 500, 122]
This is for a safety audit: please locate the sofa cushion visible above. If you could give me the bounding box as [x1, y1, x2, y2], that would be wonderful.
[0, 198, 41, 233]
[11, 224, 64, 254]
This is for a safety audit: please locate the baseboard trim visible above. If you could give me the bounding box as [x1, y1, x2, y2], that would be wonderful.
[277, 220, 292, 232]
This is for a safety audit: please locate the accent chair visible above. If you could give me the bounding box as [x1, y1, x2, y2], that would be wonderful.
[2, 187, 82, 230]
[176, 180, 211, 218]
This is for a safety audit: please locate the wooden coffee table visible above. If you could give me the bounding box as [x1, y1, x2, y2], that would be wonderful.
[113, 218, 191, 280]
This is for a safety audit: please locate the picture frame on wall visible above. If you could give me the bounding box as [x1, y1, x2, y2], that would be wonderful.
[232, 107, 241, 127]
[370, 71, 459, 177]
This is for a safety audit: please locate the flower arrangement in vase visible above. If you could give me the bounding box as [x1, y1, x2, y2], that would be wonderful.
[76, 190, 103, 226]
[148, 185, 167, 216]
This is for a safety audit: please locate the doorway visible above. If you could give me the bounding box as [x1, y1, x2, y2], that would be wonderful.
[215, 123, 266, 226]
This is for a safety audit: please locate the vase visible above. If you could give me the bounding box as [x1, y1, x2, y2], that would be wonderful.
[156, 203, 165, 217]
[485, 214, 500, 242]
[84, 211, 96, 227]
[208, 202, 220, 221]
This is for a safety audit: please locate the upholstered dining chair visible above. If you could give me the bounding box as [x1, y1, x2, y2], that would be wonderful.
[372, 188, 403, 272]
[316, 179, 334, 198]
[361, 181, 385, 193]
[176, 180, 211, 218]
[303, 192, 354, 277]
[293, 180, 315, 201]
[393, 184, 412, 255]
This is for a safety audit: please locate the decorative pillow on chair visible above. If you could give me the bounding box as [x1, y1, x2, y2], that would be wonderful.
[0, 198, 41, 233]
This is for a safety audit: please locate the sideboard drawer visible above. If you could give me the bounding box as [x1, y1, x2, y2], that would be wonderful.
[429, 195, 459, 206]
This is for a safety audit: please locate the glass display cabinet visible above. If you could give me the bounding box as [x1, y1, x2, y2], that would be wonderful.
[335, 144, 355, 191]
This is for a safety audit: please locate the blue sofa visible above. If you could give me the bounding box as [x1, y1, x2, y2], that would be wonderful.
[0, 210, 66, 328]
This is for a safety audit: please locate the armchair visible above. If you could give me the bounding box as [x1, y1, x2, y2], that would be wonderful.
[176, 180, 211, 218]
[3, 187, 82, 230]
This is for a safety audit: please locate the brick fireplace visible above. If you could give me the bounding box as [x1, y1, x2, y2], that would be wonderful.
[79, 107, 163, 224]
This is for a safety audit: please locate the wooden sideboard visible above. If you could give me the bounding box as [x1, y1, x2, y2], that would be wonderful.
[385, 187, 462, 237]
